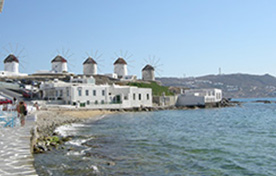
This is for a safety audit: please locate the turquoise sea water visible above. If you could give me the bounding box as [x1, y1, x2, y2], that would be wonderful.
[35, 101, 276, 176]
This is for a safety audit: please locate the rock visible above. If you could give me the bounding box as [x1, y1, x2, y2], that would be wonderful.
[67, 147, 75, 151]
[36, 144, 47, 152]
[84, 152, 92, 157]
[255, 100, 272, 104]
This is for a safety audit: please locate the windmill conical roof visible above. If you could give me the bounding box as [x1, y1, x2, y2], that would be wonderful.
[83, 57, 97, 65]
[4, 54, 19, 63]
[114, 57, 127, 65]
[142, 64, 154, 71]
[51, 55, 67, 63]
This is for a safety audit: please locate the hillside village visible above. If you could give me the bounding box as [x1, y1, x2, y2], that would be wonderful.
[0, 54, 224, 109]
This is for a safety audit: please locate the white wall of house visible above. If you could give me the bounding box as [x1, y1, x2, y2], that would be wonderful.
[176, 95, 205, 106]
[185, 89, 222, 102]
[176, 88, 222, 106]
[40, 79, 152, 108]
[52, 62, 68, 73]
[105, 73, 118, 79]
[114, 64, 127, 77]
[69, 85, 110, 105]
[109, 85, 152, 107]
[4, 62, 19, 73]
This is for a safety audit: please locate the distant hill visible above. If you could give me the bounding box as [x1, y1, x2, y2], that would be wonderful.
[156, 73, 276, 98]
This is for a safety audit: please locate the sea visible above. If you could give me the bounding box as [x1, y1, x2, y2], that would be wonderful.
[34, 99, 276, 176]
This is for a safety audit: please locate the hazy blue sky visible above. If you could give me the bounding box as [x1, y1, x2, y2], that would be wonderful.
[0, 0, 276, 78]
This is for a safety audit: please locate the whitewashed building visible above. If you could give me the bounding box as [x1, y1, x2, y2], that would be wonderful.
[40, 76, 152, 109]
[83, 57, 97, 75]
[176, 88, 222, 106]
[114, 58, 127, 78]
[142, 64, 155, 81]
[51, 55, 68, 73]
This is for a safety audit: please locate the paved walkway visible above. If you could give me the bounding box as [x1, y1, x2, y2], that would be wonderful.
[0, 114, 37, 176]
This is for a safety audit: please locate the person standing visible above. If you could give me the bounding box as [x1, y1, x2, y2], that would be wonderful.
[13, 97, 17, 105]
[18, 101, 27, 127]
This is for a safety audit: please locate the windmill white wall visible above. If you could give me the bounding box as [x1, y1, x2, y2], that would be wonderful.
[52, 62, 67, 73]
[114, 58, 127, 78]
[4, 54, 19, 74]
[142, 64, 155, 81]
[84, 64, 97, 75]
[51, 55, 68, 73]
[83, 57, 97, 75]
[4, 62, 19, 73]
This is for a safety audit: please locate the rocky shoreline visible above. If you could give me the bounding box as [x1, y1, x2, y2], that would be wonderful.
[31, 109, 114, 154]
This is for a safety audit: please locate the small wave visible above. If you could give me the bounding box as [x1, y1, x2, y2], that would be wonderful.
[90, 165, 100, 173]
[71, 123, 90, 128]
[55, 123, 90, 137]
[66, 150, 84, 156]
[54, 124, 73, 136]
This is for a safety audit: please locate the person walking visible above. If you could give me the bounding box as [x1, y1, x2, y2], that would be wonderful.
[18, 101, 27, 127]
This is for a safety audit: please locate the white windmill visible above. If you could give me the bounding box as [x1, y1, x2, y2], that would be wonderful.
[112, 50, 134, 79]
[114, 57, 128, 78]
[51, 55, 68, 73]
[142, 64, 155, 81]
[4, 54, 19, 74]
[0, 43, 28, 76]
[83, 57, 97, 75]
[49, 48, 77, 74]
[82, 50, 104, 76]
[142, 55, 163, 81]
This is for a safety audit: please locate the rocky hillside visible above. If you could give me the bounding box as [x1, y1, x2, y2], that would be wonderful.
[156, 74, 276, 98]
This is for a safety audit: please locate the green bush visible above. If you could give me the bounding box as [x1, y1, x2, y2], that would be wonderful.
[127, 82, 174, 96]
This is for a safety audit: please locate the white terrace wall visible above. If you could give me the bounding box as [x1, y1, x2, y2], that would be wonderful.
[175, 95, 205, 106]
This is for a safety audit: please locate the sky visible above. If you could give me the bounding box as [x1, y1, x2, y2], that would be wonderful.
[0, 0, 276, 78]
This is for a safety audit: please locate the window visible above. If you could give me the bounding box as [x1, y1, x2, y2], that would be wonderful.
[95, 100, 98, 104]
[87, 101, 90, 105]
[124, 95, 128, 100]
[86, 90, 89, 96]
[147, 94, 150, 100]
[67, 90, 70, 96]
[133, 93, 136, 100]
[60, 90, 63, 97]
[101, 100, 104, 104]
[139, 94, 141, 100]
[78, 90, 82, 96]
[102, 90, 105, 96]
[93, 90, 96, 96]
[56, 90, 58, 97]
